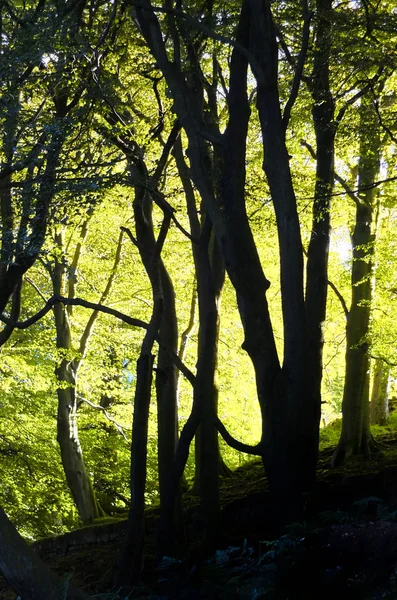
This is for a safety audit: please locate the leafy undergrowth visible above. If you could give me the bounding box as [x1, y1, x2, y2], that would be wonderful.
[4, 420, 397, 598]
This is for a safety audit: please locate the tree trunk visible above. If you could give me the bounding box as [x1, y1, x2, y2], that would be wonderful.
[192, 234, 232, 498]
[370, 359, 389, 425]
[248, 0, 310, 515]
[304, 0, 335, 484]
[116, 347, 156, 586]
[332, 96, 381, 465]
[133, 0, 310, 520]
[55, 357, 99, 523]
[156, 263, 185, 554]
[173, 137, 228, 548]
[0, 507, 87, 600]
[116, 164, 170, 585]
[52, 231, 99, 523]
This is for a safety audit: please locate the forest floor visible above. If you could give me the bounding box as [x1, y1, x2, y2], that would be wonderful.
[4, 420, 397, 599]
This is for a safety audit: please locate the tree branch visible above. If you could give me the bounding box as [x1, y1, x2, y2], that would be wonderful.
[215, 416, 263, 456]
[370, 355, 397, 368]
[0, 295, 196, 385]
[282, 0, 312, 130]
[300, 139, 362, 206]
[79, 397, 130, 441]
[327, 279, 349, 318]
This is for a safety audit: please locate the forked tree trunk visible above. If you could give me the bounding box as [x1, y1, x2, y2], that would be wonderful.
[332, 96, 381, 465]
[174, 138, 229, 549]
[370, 359, 389, 425]
[133, 0, 312, 523]
[51, 227, 100, 523]
[115, 164, 175, 584]
[0, 507, 87, 600]
[50, 223, 124, 522]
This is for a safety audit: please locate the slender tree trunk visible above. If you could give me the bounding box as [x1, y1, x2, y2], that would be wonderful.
[51, 230, 99, 523]
[156, 263, 185, 554]
[370, 359, 390, 425]
[304, 0, 335, 484]
[332, 96, 381, 465]
[116, 166, 173, 584]
[55, 358, 99, 523]
[192, 236, 232, 494]
[117, 345, 156, 585]
[174, 138, 229, 548]
[0, 507, 87, 600]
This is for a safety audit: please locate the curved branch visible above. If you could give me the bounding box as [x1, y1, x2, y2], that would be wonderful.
[282, 1, 312, 130]
[327, 279, 349, 319]
[79, 397, 130, 441]
[0, 282, 21, 347]
[215, 416, 263, 456]
[0, 295, 196, 385]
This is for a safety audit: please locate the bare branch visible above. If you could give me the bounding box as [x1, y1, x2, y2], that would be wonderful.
[120, 226, 139, 248]
[372, 98, 397, 145]
[335, 66, 385, 127]
[300, 139, 362, 206]
[79, 396, 130, 441]
[130, 0, 264, 82]
[0, 295, 196, 385]
[370, 355, 397, 368]
[215, 416, 263, 456]
[327, 279, 349, 318]
[283, 0, 312, 130]
[333, 172, 362, 207]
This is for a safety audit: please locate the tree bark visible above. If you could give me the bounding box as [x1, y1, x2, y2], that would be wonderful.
[370, 359, 390, 425]
[115, 157, 175, 584]
[173, 137, 229, 548]
[51, 229, 100, 524]
[332, 95, 381, 465]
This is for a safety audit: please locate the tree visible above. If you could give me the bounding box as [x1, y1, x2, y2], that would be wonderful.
[332, 91, 389, 463]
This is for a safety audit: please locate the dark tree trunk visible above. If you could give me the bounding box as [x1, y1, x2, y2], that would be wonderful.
[332, 96, 381, 465]
[173, 137, 229, 549]
[194, 227, 224, 552]
[0, 507, 87, 600]
[133, 0, 312, 521]
[156, 263, 185, 554]
[116, 161, 175, 584]
[370, 359, 389, 425]
[304, 0, 335, 483]
[248, 0, 311, 513]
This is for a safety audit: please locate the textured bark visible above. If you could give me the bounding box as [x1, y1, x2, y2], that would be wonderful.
[370, 359, 390, 425]
[0, 507, 87, 600]
[332, 96, 381, 465]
